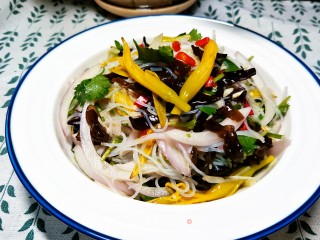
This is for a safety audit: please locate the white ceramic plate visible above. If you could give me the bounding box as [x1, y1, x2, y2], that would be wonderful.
[6, 15, 320, 240]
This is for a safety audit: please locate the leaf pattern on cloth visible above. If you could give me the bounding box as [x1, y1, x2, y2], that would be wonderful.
[0, 0, 319, 239]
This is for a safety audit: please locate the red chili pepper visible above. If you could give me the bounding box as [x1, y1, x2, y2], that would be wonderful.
[175, 52, 196, 67]
[243, 100, 254, 115]
[195, 37, 210, 48]
[138, 129, 150, 137]
[204, 76, 217, 88]
[239, 123, 248, 131]
[134, 95, 150, 108]
[172, 41, 181, 52]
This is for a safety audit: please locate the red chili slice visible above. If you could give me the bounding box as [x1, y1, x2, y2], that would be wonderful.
[134, 95, 150, 108]
[243, 100, 254, 115]
[204, 76, 217, 88]
[172, 41, 181, 52]
[195, 37, 210, 48]
[175, 52, 196, 67]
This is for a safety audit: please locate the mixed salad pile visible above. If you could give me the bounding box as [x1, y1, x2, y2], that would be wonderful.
[60, 29, 290, 204]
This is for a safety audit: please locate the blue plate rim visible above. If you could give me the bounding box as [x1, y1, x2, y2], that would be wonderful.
[5, 15, 320, 240]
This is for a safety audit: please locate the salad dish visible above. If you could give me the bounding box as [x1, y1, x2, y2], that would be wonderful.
[61, 29, 291, 204]
[6, 16, 320, 240]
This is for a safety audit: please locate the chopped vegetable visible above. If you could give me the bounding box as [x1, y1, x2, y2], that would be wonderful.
[195, 37, 210, 48]
[175, 51, 196, 67]
[74, 72, 111, 106]
[152, 93, 167, 128]
[198, 106, 217, 115]
[204, 76, 216, 87]
[189, 28, 202, 41]
[277, 96, 291, 116]
[134, 40, 174, 63]
[171, 41, 181, 52]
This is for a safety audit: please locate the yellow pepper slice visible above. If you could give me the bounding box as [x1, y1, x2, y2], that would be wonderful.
[121, 38, 191, 113]
[149, 155, 275, 204]
[152, 93, 167, 128]
[171, 39, 218, 115]
[114, 90, 134, 116]
[131, 142, 154, 178]
[110, 66, 130, 78]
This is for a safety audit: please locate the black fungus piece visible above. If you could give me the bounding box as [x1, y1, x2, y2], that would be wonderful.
[105, 73, 151, 96]
[229, 84, 247, 102]
[205, 118, 244, 162]
[247, 116, 261, 132]
[189, 91, 221, 108]
[197, 154, 233, 177]
[193, 112, 209, 132]
[223, 68, 256, 85]
[129, 114, 159, 131]
[158, 71, 185, 94]
[216, 105, 244, 122]
[191, 45, 203, 59]
[168, 59, 191, 79]
[223, 125, 244, 162]
[215, 53, 228, 66]
[86, 105, 111, 144]
[67, 115, 80, 133]
[192, 150, 232, 191]
[244, 136, 273, 165]
[192, 175, 213, 191]
[204, 118, 227, 138]
[144, 177, 169, 187]
[215, 68, 256, 98]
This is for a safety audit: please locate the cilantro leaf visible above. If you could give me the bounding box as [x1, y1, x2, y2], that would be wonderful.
[114, 40, 123, 51]
[277, 96, 291, 116]
[74, 79, 91, 106]
[189, 29, 202, 41]
[237, 136, 257, 155]
[74, 73, 110, 106]
[134, 39, 174, 63]
[223, 59, 241, 72]
[198, 106, 217, 115]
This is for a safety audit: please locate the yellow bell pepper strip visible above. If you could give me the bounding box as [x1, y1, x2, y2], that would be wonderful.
[149, 155, 275, 204]
[171, 39, 218, 115]
[121, 38, 191, 113]
[131, 138, 155, 178]
[152, 93, 167, 128]
[110, 65, 130, 78]
[114, 90, 134, 116]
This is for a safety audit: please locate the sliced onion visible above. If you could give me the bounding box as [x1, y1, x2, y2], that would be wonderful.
[236, 130, 265, 142]
[164, 129, 222, 147]
[79, 103, 134, 194]
[157, 139, 191, 176]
